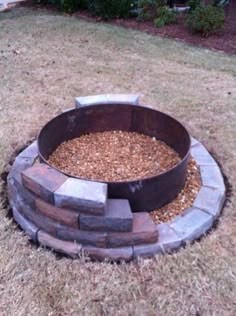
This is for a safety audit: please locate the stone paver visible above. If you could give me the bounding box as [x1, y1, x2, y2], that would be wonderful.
[157, 223, 183, 253]
[75, 94, 140, 107]
[54, 177, 107, 215]
[7, 156, 36, 184]
[57, 227, 107, 248]
[21, 164, 67, 203]
[38, 230, 81, 258]
[18, 141, 38, 159]
[107, 213, 158, 247]
[170, 207, 213, 241]
[36, 198, 79, 228]
[190, 143, 217, 165]
[12, 207, 38, 242]
[80, 199, 133, 232]
[190, 137, 199, 148]
[133, 242, 162, 258]
[8, 176, 36, 210]
[193, 186, 225, 219]
[83, 245, 133, 261]
[200, 165, 225, 192]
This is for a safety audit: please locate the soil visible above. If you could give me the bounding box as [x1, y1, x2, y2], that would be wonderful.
[48, 131, 181, 182]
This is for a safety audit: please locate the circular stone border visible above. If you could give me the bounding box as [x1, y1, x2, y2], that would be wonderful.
[6, 93, 226, 261]
[7, 136, 226, 261]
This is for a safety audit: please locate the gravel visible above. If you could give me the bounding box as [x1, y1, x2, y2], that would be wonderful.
[48, 131, 181, 182]
[150, 158, 201, 224]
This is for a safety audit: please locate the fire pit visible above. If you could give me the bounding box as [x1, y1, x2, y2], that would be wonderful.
[38, 104, 191, 212]
[7, 95, 226, 261]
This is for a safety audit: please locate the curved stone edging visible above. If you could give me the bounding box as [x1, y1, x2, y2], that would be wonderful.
[133, 137, 226, 258]
[7, 136, 226, 261]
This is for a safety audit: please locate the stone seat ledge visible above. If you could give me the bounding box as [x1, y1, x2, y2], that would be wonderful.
[75, 94, 140, 108]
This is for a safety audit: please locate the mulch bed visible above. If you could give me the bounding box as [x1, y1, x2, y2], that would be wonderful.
[48, 131, 181, 182]
[20, 1, 236, 55]
[74, 3, 236, 55]
[106, 4, 236, 55]
[19, 1, 236, 55]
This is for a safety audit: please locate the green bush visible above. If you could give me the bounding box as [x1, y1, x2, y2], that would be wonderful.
[186, 0, 201, 12]
[187, 5, 225, 36]
[137, 0, 167, 21]
[154, 6, 176, 27]
[89, 0, 135, 19]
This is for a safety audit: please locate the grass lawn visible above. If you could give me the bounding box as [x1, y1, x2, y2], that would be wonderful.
[0, 7, 236, 316]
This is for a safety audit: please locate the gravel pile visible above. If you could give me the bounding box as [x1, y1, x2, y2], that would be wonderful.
[48, 131, 181, 182]
[150, 158, 201, 224]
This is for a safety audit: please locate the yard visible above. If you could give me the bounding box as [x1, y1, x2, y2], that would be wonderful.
[0, 7, 236, 315]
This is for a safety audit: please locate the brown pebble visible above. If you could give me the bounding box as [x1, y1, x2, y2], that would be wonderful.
[48, 131, 181, 182]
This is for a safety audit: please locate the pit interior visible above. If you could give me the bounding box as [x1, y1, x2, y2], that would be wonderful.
[38, 104, 191, 212]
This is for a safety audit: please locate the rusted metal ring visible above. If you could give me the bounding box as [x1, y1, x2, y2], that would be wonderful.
[38, 104, 191, 211]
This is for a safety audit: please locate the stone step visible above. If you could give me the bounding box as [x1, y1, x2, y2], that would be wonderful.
[106, 212, 158, 248]
[35, 198, 79, 229]
[21, 164, 67, 204]
[79, 199, 133, 232]
[54, 177, 107, 215]
[21, 163, 108, 215]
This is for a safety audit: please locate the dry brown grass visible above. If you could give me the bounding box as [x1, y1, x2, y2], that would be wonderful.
[0, 7, 236, 316]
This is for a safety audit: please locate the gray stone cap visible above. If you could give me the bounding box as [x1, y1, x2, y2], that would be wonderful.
[75, 94, 140, 107]
[54, 177, 108, 215]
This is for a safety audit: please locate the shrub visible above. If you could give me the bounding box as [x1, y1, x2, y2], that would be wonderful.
[154, 6, 176, 27]
[186, 0, 201, 12]
[187, 5, 225, 36]
[137, 0, 168, 21]
[88, 0, 136, 19]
